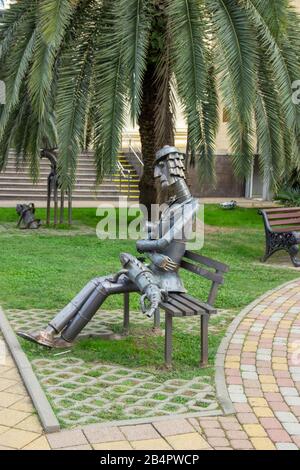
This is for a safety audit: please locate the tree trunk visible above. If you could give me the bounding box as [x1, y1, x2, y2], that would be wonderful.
[138, 64, 175, 212]
[138, 65, 157, 214]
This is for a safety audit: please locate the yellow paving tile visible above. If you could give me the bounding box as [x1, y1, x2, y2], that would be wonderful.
[226, 356, 241, 362]
[131, 439, 172, 450]
[0, 391, 23, 407]
[261, 334, 274, 339]
[243, 424, 267, 438]
[225, 362, 240, 369]
[249, 398, 268, 407]
[166, 433, 210, 450]
[251, 438, 276, 450]
[0, 428, 39, 449]
[259, 375, 276, 384]
[243, 346, 257, 352]
[272, 363, 288, 371]
[280, 321, 292, 327]
[1, 369, 21, 381]
[0, 408, 30, 427]
[23, 436, 51, 450]
[93, 441, 133, 450]
[261, 383, 279, 392]
[4, 383, 27, 396]
[253, 407, 274, 418]
[10, 398, 34, 413]
[16, 415, 43, 433]
[0, 425, 9, 435]
[0, 378, 17, 392]
[272, 357, 287, 364]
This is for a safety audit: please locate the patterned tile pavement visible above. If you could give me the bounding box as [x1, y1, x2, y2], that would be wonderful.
[6, 308, 224, 426]
[1, 279, 300, 450]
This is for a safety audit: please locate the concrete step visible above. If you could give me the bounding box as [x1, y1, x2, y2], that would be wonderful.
[0, 152, 140, 201]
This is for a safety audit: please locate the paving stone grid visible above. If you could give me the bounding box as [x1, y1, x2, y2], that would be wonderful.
[1, 280, 300, 450]
[6, 309, 221, 427]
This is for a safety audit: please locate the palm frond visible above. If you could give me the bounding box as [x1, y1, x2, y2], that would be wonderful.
[120, 0, 151, 124]
[208, 0, 257, 177]
[92, 3, 128, 181]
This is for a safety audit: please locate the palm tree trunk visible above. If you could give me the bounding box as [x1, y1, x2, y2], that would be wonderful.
[138, 64, 174, 212]
[138, 64, 157, 213]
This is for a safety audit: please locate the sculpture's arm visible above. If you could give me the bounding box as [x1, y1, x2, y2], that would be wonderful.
[145, 221, 159, 239]
[136, 200, 198, 253]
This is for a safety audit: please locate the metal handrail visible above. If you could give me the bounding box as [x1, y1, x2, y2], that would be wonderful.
[123, 132, 144, 167]
[117, 160, 132, 198]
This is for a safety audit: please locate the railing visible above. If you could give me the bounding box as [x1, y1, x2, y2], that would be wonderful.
[117, 160, 132, 199]
[123, 132, 144, 179]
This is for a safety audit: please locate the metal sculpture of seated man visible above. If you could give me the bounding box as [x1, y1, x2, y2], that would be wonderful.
[18, 146, 198, 348]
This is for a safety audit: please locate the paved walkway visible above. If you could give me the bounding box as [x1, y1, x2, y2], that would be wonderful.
[1, 280, 300, 450]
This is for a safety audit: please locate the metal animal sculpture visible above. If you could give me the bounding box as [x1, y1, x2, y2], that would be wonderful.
[18, 146, 198, 348]
[16, 203, 41, 229]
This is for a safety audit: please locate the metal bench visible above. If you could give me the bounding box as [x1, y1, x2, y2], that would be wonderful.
[123, 251, 229, 368]
[259, 207, 300, 267]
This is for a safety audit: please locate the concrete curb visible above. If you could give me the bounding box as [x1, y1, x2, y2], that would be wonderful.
[214, 279, 300, 416]
[0, 307, 60, 433]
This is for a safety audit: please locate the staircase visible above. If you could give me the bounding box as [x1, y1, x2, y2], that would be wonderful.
[0, 152, 140, 202]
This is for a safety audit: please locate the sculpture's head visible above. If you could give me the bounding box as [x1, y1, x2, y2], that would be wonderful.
[154, 146, 186, 190]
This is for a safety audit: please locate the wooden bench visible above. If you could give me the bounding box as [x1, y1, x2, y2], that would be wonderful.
[123, 251, 229, 368]
[259, 207, 300, 267]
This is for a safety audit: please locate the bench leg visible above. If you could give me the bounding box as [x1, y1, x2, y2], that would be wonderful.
[165, 312, 173, 368]
[200, 314, 209, 367]
[153, 308, 160, 330]
[123, 292, 130, 333]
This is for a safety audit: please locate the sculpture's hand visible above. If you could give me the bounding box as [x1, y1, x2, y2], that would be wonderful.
[149, 253, 178, 272]
[159, 256, 178, 272]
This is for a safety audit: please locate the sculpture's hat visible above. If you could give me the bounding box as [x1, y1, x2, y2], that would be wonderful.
[155, 146, 184, 163]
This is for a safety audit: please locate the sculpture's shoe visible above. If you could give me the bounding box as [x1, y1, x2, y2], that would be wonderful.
[17, 330, 56, 348]
[52, 337, 73, 349]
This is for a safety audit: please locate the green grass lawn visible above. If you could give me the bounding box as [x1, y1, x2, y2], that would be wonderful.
[2, 204, 299, 424]
[0, 205, 297, 312]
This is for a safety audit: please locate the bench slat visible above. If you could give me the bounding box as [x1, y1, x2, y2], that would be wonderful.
[180, 260, 224, 284]
[179, 293, 217, 314]
[263, 207, 300, 213]
[183, 250, 229, 273]
[169, 293, 203, 313]
[170, 293, 215, 315]
[163, 297, 195, 315]
[159, 301, 182, 315]
[268, 212, 300, 220]
[270, 218, 300, 226]
[272, 226, 300, 233]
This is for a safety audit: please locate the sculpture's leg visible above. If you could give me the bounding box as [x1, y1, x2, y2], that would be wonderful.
[18, 275, 137, 348]
[61, 276, 136, 343]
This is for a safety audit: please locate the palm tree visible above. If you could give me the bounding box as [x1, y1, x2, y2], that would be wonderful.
[0, 0, 299, 210]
